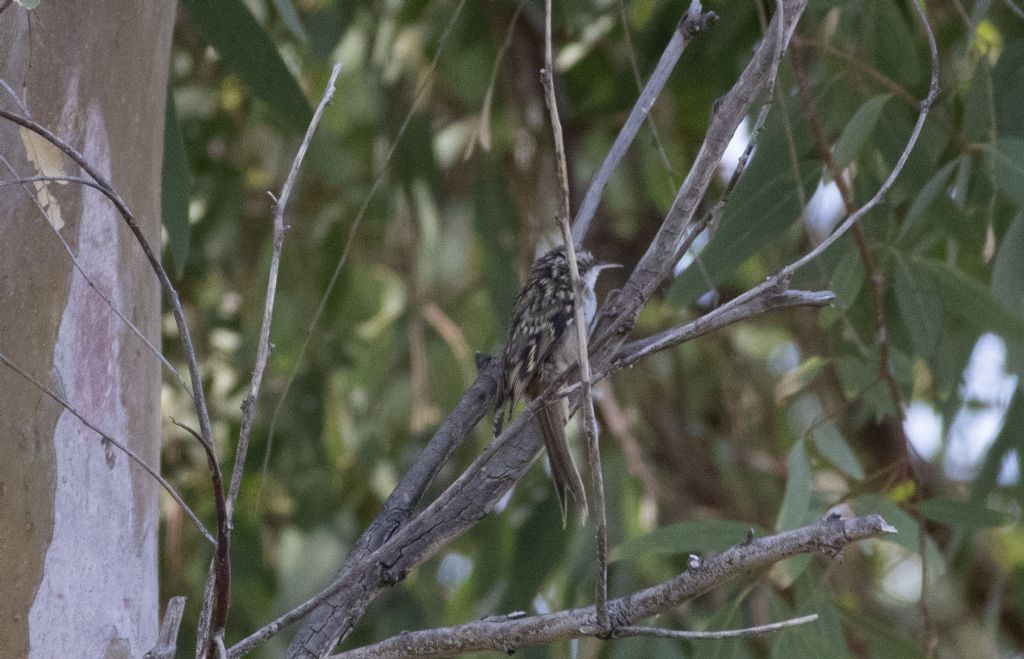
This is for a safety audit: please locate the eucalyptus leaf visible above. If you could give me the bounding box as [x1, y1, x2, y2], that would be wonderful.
[972, 389, 1024, 505]
[833, 94, 891, 170]
[992, 211, 1024, 316]
[899, 157, 958, 241]
[986, 137, 1024, 207]
[270, 0, 309, 43]
[916, 257, 1024, 346]
[892, 256, 941, 357]
[777, 440, 812, 532]
[811, 425, 864, 481]
[161, 89, 190, 278]
[918, 496, 1010, 530]
[611, 518, 758, 562]
[181, 0, 312, 134]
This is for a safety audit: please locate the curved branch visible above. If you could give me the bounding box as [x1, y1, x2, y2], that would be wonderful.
[0, 168, 189, 392]
[0, 105, 217, 464]
[329, 515, 894, 659]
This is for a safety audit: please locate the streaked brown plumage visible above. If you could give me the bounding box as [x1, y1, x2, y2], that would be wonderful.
[493, 245, 617, 525]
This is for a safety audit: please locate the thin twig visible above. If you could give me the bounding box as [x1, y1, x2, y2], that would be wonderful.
[784, 1, 938, 274]
[572, 0, 717, 244]
[0, 168, 190, 392]
[0, 102, 217, 472]
[226, 62, 344, 522]
[326, 516, 893, 659]
[613, 289, 833, 371]
[789, 36, 921, 109]
[1001, 0, 1024, 20]
[260, 2, 466, 501]
[145, 596, 189, 659]
[669, 0, 785, 272]
[0, 350, 215, 545]
[540, 0, 609, 628]
[789, 47, 921, 476]
[612, 613, 819, 640]
[196, 62, 345, 659]
[617, 0, 679, 182]
[226, 282, 831, 659]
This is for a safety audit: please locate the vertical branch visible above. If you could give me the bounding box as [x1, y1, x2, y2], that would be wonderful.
[260, 2, 466, 498]
[539, 0, 610, 630]
[197, 63, 344, 657]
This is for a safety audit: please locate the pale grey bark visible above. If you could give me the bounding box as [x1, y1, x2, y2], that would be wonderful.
[0, 2, 175, 657]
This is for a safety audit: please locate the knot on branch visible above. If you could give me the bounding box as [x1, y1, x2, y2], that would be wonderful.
[378, 563, 404, 587]
[680, 10, 719, 38]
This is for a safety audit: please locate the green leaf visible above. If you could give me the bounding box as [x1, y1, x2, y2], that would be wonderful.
[811, 425, 865, 481]
[916, 257, 1024, 347]
[772, 570, 849, 659]
[985, 137, 1024, 207]
[830, 245, 865, 310]
[14, 0, 41, 8]
[918, 496, 1011, 530]
[181, 0, 313, 134]
[610, 518, 758, 562]
[993, 211, 1024, 316]
[833, 94, 892, 170]
[892, 256, 942, 357]
[161, 89, 190, 278]
[777, 440, 812, 532]
[269, 0, 309, 43]
[898, 157, 958, 241]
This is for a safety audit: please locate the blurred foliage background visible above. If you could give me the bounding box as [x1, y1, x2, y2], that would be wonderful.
[158, 0, 1024, 656]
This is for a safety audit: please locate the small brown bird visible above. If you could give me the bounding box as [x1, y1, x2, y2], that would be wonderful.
[492, 245, 619, 525]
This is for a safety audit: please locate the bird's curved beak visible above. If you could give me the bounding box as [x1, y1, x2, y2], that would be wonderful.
[593, 261, 622, 273]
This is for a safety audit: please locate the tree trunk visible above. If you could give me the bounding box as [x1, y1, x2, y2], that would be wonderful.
[0, 2, 175, 656]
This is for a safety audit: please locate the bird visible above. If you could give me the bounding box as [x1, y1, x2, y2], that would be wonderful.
[492, 244, 619, 526]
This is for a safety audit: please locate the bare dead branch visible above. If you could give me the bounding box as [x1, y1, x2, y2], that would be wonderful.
[145, 596, 188, 659]
[227, 61, 343, 520]
[539, 0, 610, 628]
[195, 61, 345, 659]
[612, 614, 819, 640]
[228, 286, 832, 658]
[572, 0, 717, 244]
[0, 350, 215, 545]
[327, 515, 894, 659]
[261, 5, 809, 657]
[614, 289, 834, 370]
